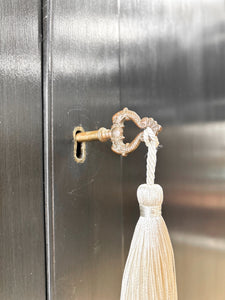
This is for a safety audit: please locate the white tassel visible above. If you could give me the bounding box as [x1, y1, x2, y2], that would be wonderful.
[120, 128, 177, 300]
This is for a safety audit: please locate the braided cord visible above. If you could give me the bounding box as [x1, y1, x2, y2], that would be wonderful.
[143, 127, 159, 185]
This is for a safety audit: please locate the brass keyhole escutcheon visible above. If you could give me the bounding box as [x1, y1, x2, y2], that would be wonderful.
[73, 126, 86, 163]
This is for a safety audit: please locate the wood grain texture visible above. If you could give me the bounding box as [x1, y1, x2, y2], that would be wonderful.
[0, 0, 46, 299]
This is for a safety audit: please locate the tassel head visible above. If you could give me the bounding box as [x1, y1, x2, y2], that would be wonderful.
[137, 184, 163, 207]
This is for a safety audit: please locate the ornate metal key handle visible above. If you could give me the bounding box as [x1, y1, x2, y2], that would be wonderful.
[74, 107, 162, 157]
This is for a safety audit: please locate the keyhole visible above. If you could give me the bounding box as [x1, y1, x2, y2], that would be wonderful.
[76, 132, 82, 158]
[73, 126, 86, 163]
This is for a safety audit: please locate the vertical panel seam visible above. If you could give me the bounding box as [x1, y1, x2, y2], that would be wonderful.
[42, 0, 55, 299]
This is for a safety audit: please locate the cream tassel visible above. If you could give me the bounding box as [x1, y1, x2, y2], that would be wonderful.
[120, 127, 177, 300]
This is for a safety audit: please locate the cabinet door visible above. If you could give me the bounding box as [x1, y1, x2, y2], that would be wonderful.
[43, 1, 123, 299]
[44, 0, 225, 299]
[0, 0, 46, 299]
[120, 1, 225, 300]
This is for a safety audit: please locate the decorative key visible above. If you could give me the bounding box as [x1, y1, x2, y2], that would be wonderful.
[74, 107, 162, 157]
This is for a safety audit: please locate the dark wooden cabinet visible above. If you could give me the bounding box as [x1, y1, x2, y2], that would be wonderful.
[1, 0, 225, 299]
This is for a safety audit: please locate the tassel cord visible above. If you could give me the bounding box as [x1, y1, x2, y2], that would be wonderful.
[143, 128, 159, 185]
